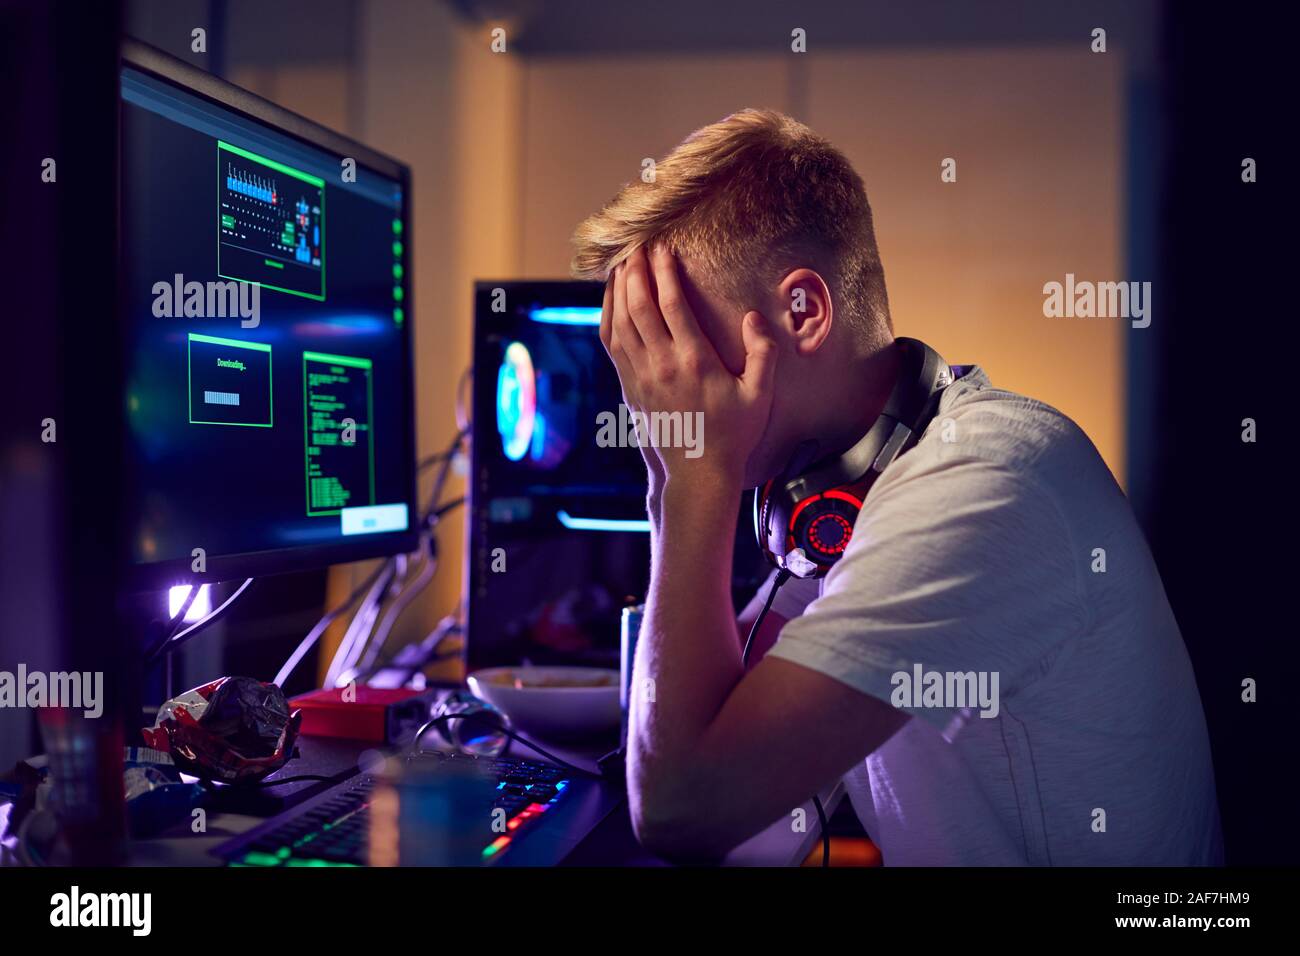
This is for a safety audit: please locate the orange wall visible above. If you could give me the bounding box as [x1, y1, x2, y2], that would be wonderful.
[807, 48, 1124, 480]
[516, 48, 1125, 482]
[518, 54, 795, 274]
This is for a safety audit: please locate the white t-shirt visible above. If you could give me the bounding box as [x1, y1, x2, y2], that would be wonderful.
[756, 367, 1222, 866]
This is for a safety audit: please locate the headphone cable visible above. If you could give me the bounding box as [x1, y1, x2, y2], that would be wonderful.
[742, 568, 791, 668]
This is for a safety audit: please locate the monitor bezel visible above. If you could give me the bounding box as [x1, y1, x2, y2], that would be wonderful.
[120, 39, 419, 591]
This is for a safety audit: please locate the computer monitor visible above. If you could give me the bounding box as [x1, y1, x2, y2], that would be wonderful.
[466, 281, 652, 671]
[119, 42, 417, 590]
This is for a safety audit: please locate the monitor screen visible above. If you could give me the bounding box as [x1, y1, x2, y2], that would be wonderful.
[466, 282, 651, 671]
[120, 50, 416, 588]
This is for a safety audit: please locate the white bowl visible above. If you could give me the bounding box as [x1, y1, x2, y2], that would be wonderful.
[467, 666, 620, 741]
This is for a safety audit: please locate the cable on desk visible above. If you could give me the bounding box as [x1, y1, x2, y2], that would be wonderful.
[411, 715, 603, 780]
[274, 560, 393, 687]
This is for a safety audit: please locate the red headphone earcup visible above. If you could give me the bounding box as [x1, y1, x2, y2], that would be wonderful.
[789, 489, 864, 571]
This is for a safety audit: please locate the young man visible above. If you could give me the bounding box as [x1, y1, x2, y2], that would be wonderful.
[571, 109, 1221, 865]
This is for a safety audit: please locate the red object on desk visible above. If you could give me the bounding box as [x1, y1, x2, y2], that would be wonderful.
[290, 686, 436, 743]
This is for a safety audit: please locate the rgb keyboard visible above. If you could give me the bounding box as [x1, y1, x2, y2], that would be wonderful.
[216, 750, 572, 867]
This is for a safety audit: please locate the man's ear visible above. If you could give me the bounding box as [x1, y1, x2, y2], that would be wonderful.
[776, 269, 833, 356]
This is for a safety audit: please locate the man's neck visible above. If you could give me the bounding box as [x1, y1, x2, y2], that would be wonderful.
[821, 338, 903, 461]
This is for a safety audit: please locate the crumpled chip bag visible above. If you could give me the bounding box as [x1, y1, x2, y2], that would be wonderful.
[142, 677, 302, 783]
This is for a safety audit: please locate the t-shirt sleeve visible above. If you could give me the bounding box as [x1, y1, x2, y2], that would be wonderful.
[766, 455, 1088, 731]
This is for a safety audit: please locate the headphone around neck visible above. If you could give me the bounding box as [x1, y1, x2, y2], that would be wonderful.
[754, 337, 959, 579]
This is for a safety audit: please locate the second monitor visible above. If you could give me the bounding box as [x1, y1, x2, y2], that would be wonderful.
[467, 281, 651, 672]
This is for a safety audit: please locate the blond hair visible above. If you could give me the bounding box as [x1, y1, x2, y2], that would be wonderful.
[571, 109, 890, 337]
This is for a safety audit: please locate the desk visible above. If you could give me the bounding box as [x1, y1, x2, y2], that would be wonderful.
[111, 733, 841, 867]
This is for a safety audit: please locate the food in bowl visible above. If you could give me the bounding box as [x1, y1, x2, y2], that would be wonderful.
[467, 666, 620, 741]
[480, 670, 616, 689]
